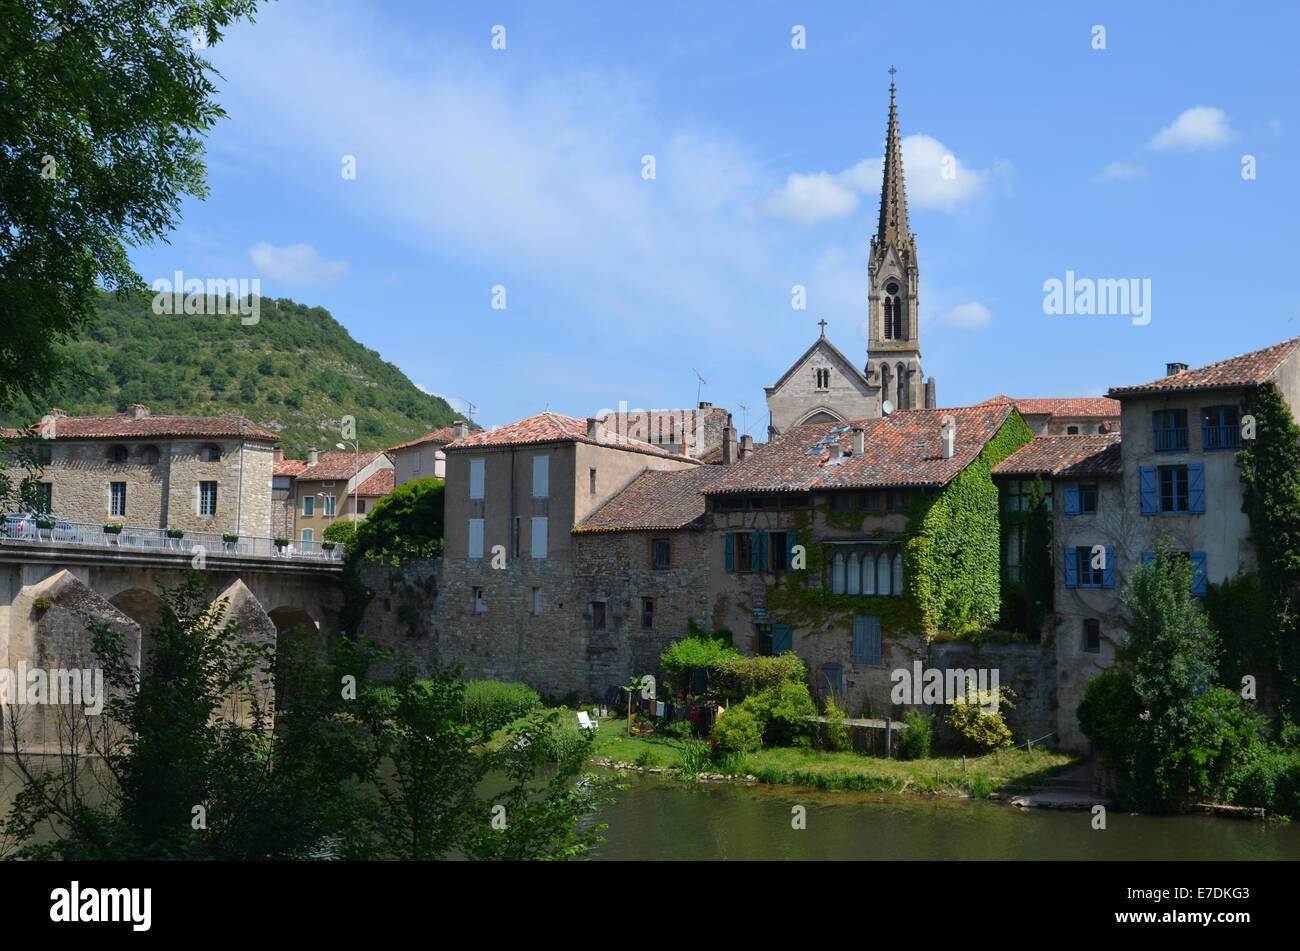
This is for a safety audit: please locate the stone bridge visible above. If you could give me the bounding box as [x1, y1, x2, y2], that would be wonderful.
[0, 540, 344, 750]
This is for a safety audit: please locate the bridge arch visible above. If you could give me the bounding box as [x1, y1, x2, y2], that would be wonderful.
[108, 587, 166, 666]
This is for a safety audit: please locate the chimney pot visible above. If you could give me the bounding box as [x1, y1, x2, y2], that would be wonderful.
[273, 446, 284, 464]
[452, 420, 469, 440]
[1166, 362, 1188, 376]
[586, 417, 603, 443]
[699, 401, 713, 411]
[739, 434, 754, 459]
[307, 447, 319, 466]
[852, 426, 865, 456]
[47, 408, 67, 420]
[127, 404, 149, 420]
[722, 425, 739, 466]
[828, 441, 842, 463]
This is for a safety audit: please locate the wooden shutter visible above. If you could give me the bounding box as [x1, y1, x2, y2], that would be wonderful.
[753, 531, 768, 571]
[852, 614, 883, 664]
[786, 531, 798, 566]
[1140, 466, 1157, 515]
[1188, 464, 1206, 513]
[1063, 484, 1080, 515]
[1190, 552, 1207, 595]
[772, 624, 792, 655]
[725, 533, 734, 571]
[1102, 547, 1115, 588]
[1064, 547, 1078, 587]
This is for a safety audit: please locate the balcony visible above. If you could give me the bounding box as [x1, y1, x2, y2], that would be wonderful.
[1, 517, 345, 562]
[1153, 427, 1188, 452]
[1202, 424, 1240, 452]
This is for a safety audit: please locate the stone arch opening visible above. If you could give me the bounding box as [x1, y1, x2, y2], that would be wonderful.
[108, 587, 166, 667]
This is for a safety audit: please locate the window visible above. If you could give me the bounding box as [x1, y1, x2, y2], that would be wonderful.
[1140, 464, 1204, 514]
[591, 601, 606, 632]
[1153, 408, 1189, 452]
[1064, 546, 1114, 588]
[888, 489, 908, 511]
[301, 528, 313, 545]
[852, 615, 883, 664]
[469, 458, 485, 499]
[822, 663, 844, 700]
[1064, 483, 1098, 515]
[736, 533, 753, 572]
[1141, 551, 1208, 596]
[652, 538, 671, 570]
[532, 455, 549, 497]
[110, 482, 126, 516]
[832, 553, 846, 593]
[1004, 526, 1023, 583]
[1002, 478, 1051, 513]
[38, 483, 52, 513]
[322, 480, 335, 488]
[876, 552, 892, 595]
[474, 587, 485, 615]
[884, 281, 902, 339]
[814, 368, 830, 390]
[199, 481, 217, 516]
[830, 493, 854, 512]
[830, 547, 901, 596]
[725, 532, 770, 572]
[37, 443, 52, 464]
[861, 491, 882, 511]
[769, 532, 789, 571]
[202, 445, 220, 462]
[323, 495, 337, 516]
[892, 553, 903, 594]
[468, 518, 484, 558]
[357, 499, 366, 514]
[589, 468, 597, 496]
[641, 598, 655, 630]
[1202, 405, 1240, 451]
[143, 446, 160, 465]
[1077, 547, 1103, 587]
[531, 587, 541, 617]
[109, 445, 128, 463]
[1084, 619, 1101, 653]
[302, 496, 314, 517]
[413, 451, 421, 473]
[1066, 425, 1079, 435]
[846, 553, 860, 595]
[1159, 465, 1189, 512]
[757, 623, 773, 656]
[531, 517, 547, 559]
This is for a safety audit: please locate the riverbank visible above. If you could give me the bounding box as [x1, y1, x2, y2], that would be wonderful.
[586, 721, 1078, 798]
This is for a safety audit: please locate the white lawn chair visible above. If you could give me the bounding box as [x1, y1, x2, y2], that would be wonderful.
[577, 711, 598, 731]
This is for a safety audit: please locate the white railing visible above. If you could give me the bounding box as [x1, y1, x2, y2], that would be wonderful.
[0, 517, 345, 563]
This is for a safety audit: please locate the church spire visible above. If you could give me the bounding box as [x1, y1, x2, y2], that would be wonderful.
[876, 70, 912, 250]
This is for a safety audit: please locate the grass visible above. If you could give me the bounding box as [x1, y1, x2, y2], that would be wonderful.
[588, 716, 1079, 796]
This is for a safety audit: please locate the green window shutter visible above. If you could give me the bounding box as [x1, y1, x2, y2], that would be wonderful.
[772, 624, 792, 655]
[725, 533, 734, 571]
[753, 532, 768, 571]
[786, 531, 798, 565]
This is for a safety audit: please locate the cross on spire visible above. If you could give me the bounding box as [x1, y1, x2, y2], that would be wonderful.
[818, 318, 828, 336]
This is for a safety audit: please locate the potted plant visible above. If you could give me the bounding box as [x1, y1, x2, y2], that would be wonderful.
[103, 523, 123, 534]
[222, 532, 239, 550]
[274, 536, 289, 554]
[321, 541, 336, 552]
[165, 527, 184, 549]
[35, 515, 55, 538]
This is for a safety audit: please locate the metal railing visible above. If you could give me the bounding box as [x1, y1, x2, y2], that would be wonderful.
[1154, 426, 1188, 451]
[1202, 423, 1240, 451]
[1, 517, 344, 562]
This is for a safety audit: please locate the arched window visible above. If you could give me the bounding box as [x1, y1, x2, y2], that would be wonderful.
[893, 553, 904, 595]
[880, 364, 891, 401]
[883, 297, 894, 339]
[896, 363, 906, 410]
[832, 553, 846, 594]
[862, 554, 877, 595]
[109, 444, 128, 463]
[886, 282, 902, 339]
[877, 553, 892, 595]
[142, 446, 160, 465]
[846, 553, 860, 595]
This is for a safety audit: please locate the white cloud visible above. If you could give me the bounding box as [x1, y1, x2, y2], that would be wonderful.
[936, 301, 992, 329]
[764, 134, 992, 223]
[248, 242, 350, 285]
[1093, 161, 1146, 183]
[1146, 107, 1236, 151]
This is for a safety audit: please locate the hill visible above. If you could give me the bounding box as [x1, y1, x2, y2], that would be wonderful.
[0, 291, 463, 457]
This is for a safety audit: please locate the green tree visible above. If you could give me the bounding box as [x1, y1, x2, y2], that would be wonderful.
[351, 477, 445, 561]
[0, 0, 269, 409]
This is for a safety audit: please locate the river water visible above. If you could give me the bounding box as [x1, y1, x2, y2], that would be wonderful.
[584, 772, 1300, 861]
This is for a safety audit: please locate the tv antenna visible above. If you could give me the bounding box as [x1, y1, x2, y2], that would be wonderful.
[692, 368, 708, 405]
[737, 400, 750, 437]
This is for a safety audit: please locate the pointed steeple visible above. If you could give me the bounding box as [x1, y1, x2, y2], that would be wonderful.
[876, 75, 912, 250]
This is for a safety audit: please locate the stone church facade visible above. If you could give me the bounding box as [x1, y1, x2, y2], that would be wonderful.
[766, 81, 936, 436]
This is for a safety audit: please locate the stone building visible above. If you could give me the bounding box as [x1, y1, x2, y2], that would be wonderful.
[765, 82, 937, 436]
[8, 405, 276, 537]
[389, 425, 456, 484]
[596, 403, 731, 460]
[437, 412, 699, 695]
[293, 448, 393, 549]
[976, 396, 1121, 436]
[271, 451, 306, 538]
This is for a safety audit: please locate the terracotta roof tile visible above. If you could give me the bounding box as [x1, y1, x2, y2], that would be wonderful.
[21, 412, 278, 442]
[388, 426, 457, 452]
[703, 405, 1016, 493]
[273, 459, 308, 476]
[447, 412, 697, 462]
[575, 466, 731, 532]
[297, 450, 388, 481]
[975, 395, 1121, 418]
[1109, 338, 1300, 397]
[354, 469, 395, 497]
[993, 434, 1122, 477]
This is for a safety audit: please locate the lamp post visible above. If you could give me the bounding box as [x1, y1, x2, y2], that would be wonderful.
[337, 441, 359, 530]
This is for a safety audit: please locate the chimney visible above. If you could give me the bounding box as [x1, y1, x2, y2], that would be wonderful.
[46, 408, 67, 420]
[273, 446, 284, 464]
[586, 417, 604, 443]
[721, 425, 738, 466]
[452, 419, 469, 440]
[699, 401, 713, 411]
[828, 441, 842, 463]
[307, 447, 319, 466]
[127, 404, 149, 420]
[739, 434, 754, 459]
[852, 426, 865, 457]
[1166, 362, 1188, 376]
[940, 415, 957, 460]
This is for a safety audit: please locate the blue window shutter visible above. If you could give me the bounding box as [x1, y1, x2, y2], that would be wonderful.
[1190, 552, 1207, 595]
[1063, 484, 1080, 515]
[786, 531, 798, 565]
[754, 531, 768, 571]
[1188, 464, 1206, 513]
[725, 533, 734, 571]
[1103, 547, 1115, 588]
[1140, 466, 1157, 515]
[772, 624, 792, 655]
[1064, 547, 1078, 587]
[1141, 551, 1155, 568]
[852, 614, 883, 664]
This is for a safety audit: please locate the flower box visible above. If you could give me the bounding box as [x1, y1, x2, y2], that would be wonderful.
[102, 523, 123, 535]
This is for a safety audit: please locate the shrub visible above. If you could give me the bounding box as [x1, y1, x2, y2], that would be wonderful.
[464, 680, 540, 730]
[222, 533, 239, 544]
[820, 695, 851, 752]
[274, 537, 289, 547]
[531, 717, 587, 764]
[898, 709, 933, 760]
[661, 633, 738, 691]
[947, 684, 1015, 752]
[712, 652, 807, 698]
[679, 741, 710, 775]
[165, 528, 184, 539]
[1226, 745, 1300, 816]
[322, 519, 356, 547]
[712, 704, 762, 754]
[32, 596, 52, 612]
[750, 681, 816, 747]
[102, 523, 123, 534]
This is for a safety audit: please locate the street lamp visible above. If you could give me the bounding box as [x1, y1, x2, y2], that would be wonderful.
[337, 441, 359, 530]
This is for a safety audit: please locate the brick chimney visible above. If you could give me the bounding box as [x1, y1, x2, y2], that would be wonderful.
[1166, 362, 1188, 376]
[739, 434, 754, 459]
[46, 408, 67, 420]
[721, 425, 739, 465]
[307, 447, 319, 466]
[273, 446, 284, 464]
[586, 417, 604, 443]
[452, 419, 469, 440]
[126, 404, 149, 420]
[852, 426, 865, 456]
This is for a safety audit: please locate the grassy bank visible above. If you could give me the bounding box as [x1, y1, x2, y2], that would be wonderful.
[587, 720, 1078, 796]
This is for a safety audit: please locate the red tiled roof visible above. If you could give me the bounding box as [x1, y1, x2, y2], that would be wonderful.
[993, 434, 1122, 477]
[274, 459, 308, 476]
[17, 411, 278, 442]
[388, 426, 457, 452]
[446, 412, 697, 462]
[703, 405, 1016, 493]
[575, 466, 731, 532]
[1109, 339, 1300, 397]
[297, 450, 388, 481]
[354, 469, 395, 497]
[975, 395, 1121, 418]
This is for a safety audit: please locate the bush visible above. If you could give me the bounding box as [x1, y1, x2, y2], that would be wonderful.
[32, 596, 52, 612]
[679, 741, 711, 775]
[947, 684, 1015, 752]
[750, 681, 816, 747]
[165, 528, 184, 539]
[351, 478, 444, 561]
[1226, 745, 1300, 816]
[898, 709, 933, 760]
[820, 695, 851, 752]
[712, 652, 807, 698]
[464, 680, 541, 730]
[712, 705, 762, 754]
[322, 519, 356, 547]
[532, 717, 588, 763]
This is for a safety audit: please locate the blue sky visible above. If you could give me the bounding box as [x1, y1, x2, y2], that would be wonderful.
[132, 0, 1300, 435]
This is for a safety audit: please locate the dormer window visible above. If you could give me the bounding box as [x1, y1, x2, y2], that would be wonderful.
[109, 444, 128, 463]
[202, 444, 221, 462]
[142, 445, 160, 465]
